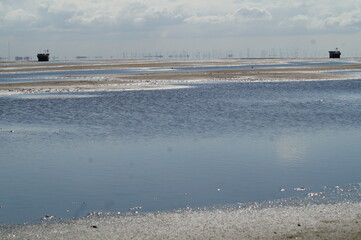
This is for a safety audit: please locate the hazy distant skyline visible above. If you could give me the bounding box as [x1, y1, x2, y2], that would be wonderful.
[1, 0, 361, 59]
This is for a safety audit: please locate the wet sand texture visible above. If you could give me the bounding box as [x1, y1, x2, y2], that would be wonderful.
[1, 59, 361, 94]
[1, 202, 361, 240]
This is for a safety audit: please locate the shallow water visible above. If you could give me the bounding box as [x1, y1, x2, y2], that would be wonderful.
[1, 78, 361, 224]
[0, 59, 357, 84]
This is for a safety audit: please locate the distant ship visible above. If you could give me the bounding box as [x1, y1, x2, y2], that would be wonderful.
[329, 48, 341, 58]
[37, 50, 50, 61]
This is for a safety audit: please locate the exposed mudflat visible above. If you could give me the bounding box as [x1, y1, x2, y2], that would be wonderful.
[1, 59, 361, 95]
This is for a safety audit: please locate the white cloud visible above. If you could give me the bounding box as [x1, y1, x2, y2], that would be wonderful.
[323, 10, 361, 29]
[2, 0, 359, 34]
[184, 15, 228, 24]
[279, 8, 361, 33]
[184, 3, 272, 25]
[67, 14, 117, 25]
[2, 0, 361, 58]
[31, 0, 186, 30]
[279, 15, 309, 29]
[232, 5, 272, 22]
[4, 8, 39, 23]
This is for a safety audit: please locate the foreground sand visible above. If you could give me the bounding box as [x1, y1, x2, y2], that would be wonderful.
[1, 202, 360, 239]
[1, 59, 361, 94]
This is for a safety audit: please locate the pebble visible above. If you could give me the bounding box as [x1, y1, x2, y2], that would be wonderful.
[308, 192, 323, 197]
[129, 206, 142, 211]
[0, 130, 13, 133]
[43, 215, 54, 220]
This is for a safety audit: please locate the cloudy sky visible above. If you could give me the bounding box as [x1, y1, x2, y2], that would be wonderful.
[1, 0, 361, 59]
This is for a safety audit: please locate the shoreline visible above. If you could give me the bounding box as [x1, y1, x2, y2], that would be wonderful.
[1, 60, 361, 95]
[1, 202, 360, 239]
[1, 59, 361, 239]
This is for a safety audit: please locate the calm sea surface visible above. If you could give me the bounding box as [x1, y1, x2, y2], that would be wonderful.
[1, 69, 361, 223]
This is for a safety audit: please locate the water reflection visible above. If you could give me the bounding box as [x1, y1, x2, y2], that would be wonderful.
[1, 79, 361, 223]
[275, 135, 308, 164]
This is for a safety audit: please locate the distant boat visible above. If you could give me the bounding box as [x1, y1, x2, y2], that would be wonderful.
[329, 48, 341, 58]
[37, 50, 50, 61]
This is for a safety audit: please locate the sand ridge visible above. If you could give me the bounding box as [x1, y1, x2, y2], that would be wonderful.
[1, 59, 361, 95]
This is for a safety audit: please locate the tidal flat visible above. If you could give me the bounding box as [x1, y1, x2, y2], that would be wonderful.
[1, 58, 361, 94]
[1, 58, 361, 239]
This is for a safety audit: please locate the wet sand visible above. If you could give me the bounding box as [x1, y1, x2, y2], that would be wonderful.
[0, 58, 304, 72]
[1, 202, 360, 239]
[1, 59, 361, 95]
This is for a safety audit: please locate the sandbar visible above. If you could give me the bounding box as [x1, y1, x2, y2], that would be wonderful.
[1, 59, 361, 95]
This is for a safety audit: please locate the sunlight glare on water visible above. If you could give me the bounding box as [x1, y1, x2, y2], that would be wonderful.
[1, 78, 361, 223]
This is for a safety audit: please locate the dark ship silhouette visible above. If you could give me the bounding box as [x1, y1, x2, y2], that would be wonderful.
[37, 50, 50, 61]
[329, 48, 341, 58]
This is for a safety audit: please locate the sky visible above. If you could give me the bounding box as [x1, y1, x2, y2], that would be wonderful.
[1, 0, 361, 59]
